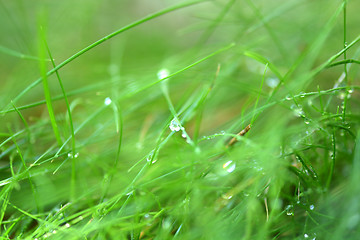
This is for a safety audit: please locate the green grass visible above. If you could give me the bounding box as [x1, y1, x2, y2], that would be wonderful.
[1, 0, 360, 239]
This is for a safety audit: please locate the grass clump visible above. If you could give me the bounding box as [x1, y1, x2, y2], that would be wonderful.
[0, 0, 360, 239]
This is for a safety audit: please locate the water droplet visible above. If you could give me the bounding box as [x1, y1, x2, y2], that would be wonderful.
[348, 88, 354, 94]
[169, 118, 181, 132]
[68, 153, 79, 158]
[304, 233, 309, 238]
[338, 91, 346, 100]
[65, 223, 71, 228]
[266, 77, 279, 88]
[222, 193, 233, 200]
[309, 204, 314, 210]
[181, 132, 187, 138]
[285, 95, 292, 100]
[285, 204, 294, 216]
[146, 150, 155, 163]
[223, 160, 236, 173]
[220, 130, 225, 135]
[291, 105, 305, 117]
[304, 119, 310, 125]
[157, 68, 170, 80]
[299, 92, 305, 98]
[104, 97, 112, 106]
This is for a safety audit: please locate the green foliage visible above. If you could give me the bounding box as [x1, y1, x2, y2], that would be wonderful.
[0, 0, 359, 239]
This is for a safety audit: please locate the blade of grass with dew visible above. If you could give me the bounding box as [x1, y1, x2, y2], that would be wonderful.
[248, 33, 360, 128]
[160, 71, 196, 148]
[123, 42, 235, 100]
[105, 124, 176, 214]
[0, 78, 121, 114]
[193, 64, 220, 143]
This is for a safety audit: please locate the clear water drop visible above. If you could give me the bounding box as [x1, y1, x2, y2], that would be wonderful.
[146, 150, 155, 163]
[181, 132, 187, 138]
[285, 204, 294, 216]
[285, 95, 292, 100]
[157, 68, 170, 80]
[222, 193, 233, 200]
[291, 105, 305, 117]
[309, 204, 314, 210]
[104, 97, 112, 106]
[304, 233, 309, 238]
[223, 160, 236, 173]
[68, 153, 79, 158]
[169, 118, 181, 132]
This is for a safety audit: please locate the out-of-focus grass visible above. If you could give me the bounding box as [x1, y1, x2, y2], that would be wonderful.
[1, 0, 360, 239]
